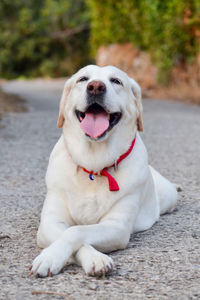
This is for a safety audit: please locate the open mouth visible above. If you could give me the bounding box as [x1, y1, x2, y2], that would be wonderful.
[75, 103, 121, 139]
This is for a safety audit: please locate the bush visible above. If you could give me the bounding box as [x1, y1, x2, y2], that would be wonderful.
[88, 0, 200, 84]
[0, 0, 199, 81]
[0, 0, 91, 78]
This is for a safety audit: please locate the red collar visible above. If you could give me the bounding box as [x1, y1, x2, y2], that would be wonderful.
[82, 136, 136, 192]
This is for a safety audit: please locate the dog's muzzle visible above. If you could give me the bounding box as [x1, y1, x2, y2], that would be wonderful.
[75, 80, 121, 140]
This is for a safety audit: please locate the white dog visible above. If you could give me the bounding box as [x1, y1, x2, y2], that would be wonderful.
[30, 65, 177, 277]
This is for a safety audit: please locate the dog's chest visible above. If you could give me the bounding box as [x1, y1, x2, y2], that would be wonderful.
[65, 173, 119, 225]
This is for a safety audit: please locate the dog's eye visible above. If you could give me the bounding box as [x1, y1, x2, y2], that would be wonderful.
[110, 78, 123, 85]
[78, 76, 88, 83]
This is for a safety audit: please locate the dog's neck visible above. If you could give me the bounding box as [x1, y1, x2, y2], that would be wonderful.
[62, 124, 137, 172]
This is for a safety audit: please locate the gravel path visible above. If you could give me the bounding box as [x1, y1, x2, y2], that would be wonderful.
[0, 79, 200, 300]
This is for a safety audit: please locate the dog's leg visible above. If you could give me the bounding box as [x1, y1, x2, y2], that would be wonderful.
[37, 216, 69, 248]
[31, 195, 140, 277]
[31, 221, 129, 277]
[31, 192, 77, 276]
[36, 192, 73, 248]
[150, 166, 178, 215]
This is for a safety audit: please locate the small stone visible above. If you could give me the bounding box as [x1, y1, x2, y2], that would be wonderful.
[88, 283, 98, 290]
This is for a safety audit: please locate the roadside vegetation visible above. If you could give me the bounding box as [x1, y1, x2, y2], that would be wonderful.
[89, 0, 200, 84]
[0, 0, 91, 78]
[0, 0, 199, 85]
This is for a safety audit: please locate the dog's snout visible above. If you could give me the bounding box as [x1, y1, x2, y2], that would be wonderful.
[87, 81, 106, 95]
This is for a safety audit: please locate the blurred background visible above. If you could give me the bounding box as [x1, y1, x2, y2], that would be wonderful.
[1, 2, 200, 298]
[0, 0, 199, 102]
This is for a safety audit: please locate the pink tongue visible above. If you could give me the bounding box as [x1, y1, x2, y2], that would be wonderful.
[80, 112, 109, 138]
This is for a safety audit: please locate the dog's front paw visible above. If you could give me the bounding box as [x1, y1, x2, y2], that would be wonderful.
[83, 251, 114, 277]
[30, 240, 71, 277]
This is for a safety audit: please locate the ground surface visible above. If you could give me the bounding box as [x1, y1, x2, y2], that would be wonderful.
[0, 79, 199, 300]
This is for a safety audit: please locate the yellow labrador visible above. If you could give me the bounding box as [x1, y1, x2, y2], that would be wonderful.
[31, 65, 177, 277]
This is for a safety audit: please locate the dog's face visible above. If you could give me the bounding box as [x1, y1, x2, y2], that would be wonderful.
[58, 65, 143, 142]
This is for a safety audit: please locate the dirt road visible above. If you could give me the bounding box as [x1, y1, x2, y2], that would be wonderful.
[0, 79, 200, 300]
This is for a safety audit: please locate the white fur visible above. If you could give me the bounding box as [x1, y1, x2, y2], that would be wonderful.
[31, 65, 177, 277]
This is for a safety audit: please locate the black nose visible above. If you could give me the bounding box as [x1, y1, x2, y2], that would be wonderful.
[87, 81, 106, 95]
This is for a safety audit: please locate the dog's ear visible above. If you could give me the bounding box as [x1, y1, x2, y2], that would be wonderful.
[57, 78, 72, 128]
[129, 77, 143, 132]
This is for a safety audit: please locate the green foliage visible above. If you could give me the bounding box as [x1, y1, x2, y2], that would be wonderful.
[0, 0, 91, 78]
[88, 0, 200, 84]
[0, 0, 199, 81]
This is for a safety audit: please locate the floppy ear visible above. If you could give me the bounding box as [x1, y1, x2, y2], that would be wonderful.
[57, 78, 72, 128]
[129, 78, 143, 132]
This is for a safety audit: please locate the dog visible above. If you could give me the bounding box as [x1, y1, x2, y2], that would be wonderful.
[30, 65, 177, 277]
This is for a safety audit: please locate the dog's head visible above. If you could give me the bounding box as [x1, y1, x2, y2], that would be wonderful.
[57, 65, 143, 142]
